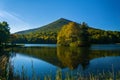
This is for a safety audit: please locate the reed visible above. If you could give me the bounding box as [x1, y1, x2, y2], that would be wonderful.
[3, 69, 120, 80]
[6, 63, 120, 80]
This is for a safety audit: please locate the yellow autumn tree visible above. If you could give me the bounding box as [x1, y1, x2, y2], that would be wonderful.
[57, 22, 90, 47]
[58, 22, 85, 47]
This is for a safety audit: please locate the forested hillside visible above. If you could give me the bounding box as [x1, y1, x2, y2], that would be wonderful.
[15, 18, 72, 34]
[11, 18, 120, 44]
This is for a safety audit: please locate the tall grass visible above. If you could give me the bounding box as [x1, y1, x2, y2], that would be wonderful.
[7, 61, 120, 80]
[10, 68, 120, 80]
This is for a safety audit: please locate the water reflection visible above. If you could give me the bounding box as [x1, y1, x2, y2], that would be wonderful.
[0, 49, 10, 80]
[57, 47, 90, 69]
[12, 47, 64, 68]
[8, 44, 120, 79]
[12, 46, 120, 70]
[1, 44, 120, 79]
[12, 47, 91, 69]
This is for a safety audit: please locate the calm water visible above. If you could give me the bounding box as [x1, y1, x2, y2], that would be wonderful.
[8, 44, 120, 79]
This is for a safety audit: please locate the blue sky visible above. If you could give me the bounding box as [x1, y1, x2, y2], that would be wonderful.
[0, 0, 120, 33]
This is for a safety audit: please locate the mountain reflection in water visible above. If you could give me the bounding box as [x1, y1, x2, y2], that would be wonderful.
[12, 45, 120, 70]
[1, 44, 120, 79]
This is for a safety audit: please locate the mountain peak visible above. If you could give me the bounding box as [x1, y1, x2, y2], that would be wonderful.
[58, 18, 72, 22]
[59, 18, 67, 20]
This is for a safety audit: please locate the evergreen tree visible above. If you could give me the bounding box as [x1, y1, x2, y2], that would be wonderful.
[0, 21, 10, 45]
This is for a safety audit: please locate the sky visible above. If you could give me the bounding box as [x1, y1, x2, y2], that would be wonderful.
[0, 0, 120, 33]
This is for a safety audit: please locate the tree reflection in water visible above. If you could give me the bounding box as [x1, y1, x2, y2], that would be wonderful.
[12, 46, 120, 70]
[6, 45, 120, 79]
[57, 46, 90, 70]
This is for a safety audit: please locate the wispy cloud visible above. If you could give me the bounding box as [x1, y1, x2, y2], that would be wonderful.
[0, 10, 31, 33]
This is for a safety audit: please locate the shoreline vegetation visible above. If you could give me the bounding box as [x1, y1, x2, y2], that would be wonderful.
[7, 67, 120, 80]
[0, 44, 24, 48]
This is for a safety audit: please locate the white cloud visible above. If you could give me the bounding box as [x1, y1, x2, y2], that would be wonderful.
[0, 10, 31, 33]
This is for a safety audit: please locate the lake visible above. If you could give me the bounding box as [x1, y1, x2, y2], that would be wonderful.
[8, 44, 120, 79]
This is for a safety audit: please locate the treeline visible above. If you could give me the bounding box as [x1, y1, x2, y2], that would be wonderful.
[11, 22, 120, 44]
[11, 31, 57, 44]
[88, 28, 120, 44]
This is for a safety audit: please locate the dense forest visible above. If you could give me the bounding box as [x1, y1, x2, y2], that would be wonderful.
[11, 18, 120, 44]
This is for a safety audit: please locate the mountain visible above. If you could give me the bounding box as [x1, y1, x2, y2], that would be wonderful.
[13, 18, 120, 44]
[15, 18, 73, 34]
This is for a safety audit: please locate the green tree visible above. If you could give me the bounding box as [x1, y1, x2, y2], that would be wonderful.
[0, 21, 10, 45]
[79, 22, 90, 45]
